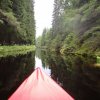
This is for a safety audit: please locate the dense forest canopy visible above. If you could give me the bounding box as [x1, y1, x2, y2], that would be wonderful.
[37, 0, 100, 55]
[0, 0, 35, 45]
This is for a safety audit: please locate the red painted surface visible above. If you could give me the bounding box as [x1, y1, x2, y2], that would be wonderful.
[9, 67, 74, 100]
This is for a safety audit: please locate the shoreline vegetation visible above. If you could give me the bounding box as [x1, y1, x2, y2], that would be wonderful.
[36, 47, 100, 67]
[37, 45, 100, 56]
[36, 0, 100, 63]
[0, 45, 35, 57]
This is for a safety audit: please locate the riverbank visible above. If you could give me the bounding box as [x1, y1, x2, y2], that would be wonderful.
[0, 45, 35, 57]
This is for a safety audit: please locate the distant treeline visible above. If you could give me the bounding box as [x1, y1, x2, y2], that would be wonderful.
[0, 0, 35, 45]
[37, 0, 100, 55]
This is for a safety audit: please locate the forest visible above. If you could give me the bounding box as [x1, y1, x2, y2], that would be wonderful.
[0, 0, 100, 99]
[36, 0, 100, 56]
[0, 0, 35, 45]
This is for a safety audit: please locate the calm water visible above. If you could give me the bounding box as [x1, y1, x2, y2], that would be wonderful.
[35, 50, 100, 100]
[0, 52, 35, 100]
[0, 50, 100, 100]
[35, 57, 51, 76]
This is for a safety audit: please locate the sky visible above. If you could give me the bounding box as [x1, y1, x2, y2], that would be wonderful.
[34, 0, 54, 38]
[35, 57, 51, 76]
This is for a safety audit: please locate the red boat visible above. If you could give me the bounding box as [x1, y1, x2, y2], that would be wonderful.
[9, 67, 74, 100]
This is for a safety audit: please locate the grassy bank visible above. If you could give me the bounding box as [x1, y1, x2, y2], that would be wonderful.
[0, 45, 35, 57]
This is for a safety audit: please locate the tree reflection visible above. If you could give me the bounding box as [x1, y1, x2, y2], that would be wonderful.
[0, 51, 35, 100]
[36, 50, 100, 100]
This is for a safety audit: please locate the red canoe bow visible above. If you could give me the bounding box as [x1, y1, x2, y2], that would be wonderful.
[9, 67, 74, 100]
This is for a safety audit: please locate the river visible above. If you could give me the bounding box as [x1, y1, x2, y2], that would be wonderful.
[0, 50, 100, 100]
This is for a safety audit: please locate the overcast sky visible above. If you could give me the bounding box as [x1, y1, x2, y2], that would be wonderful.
[34, 0, 54, 38]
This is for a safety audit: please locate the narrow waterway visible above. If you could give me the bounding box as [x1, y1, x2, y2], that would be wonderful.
[35, 56, 51, 76]
[0, 50, 100, 100]
[35, 49, 100, 100]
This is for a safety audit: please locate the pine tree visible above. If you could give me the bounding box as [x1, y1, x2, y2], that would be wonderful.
[0, 0, 35, 45]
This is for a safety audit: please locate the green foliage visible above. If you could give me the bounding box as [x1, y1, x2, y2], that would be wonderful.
[36, 36, 42, 48]
[0, 9, 21, 44]
[0, 0, 12, 11]
[36, 28, 52, 49]
[60, 32, 77, 54]
[0, 10, 20, 29]
[0, 0, 35, 45]
[51, 34, 63, 51]
[0, 45, 35, 57]
[76, 26, 100, 54]
[97, 56, 100, 64]
[77, 31, 100, 54]
[36, 0, 100, 56]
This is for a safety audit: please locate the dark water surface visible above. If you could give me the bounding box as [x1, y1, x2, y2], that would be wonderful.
[0, 50, 100, 100]
[36, 50, 100, 100]
[0, 52, 35, 100]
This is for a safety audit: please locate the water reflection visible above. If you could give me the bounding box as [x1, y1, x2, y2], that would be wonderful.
[36, 49, 100, 100]
[0, 51, 35, 100]
[35, 57, 51, 76]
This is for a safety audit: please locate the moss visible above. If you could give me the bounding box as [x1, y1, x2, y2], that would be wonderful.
[0, 45, 35, 57]
[97, 56, 100, 63]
